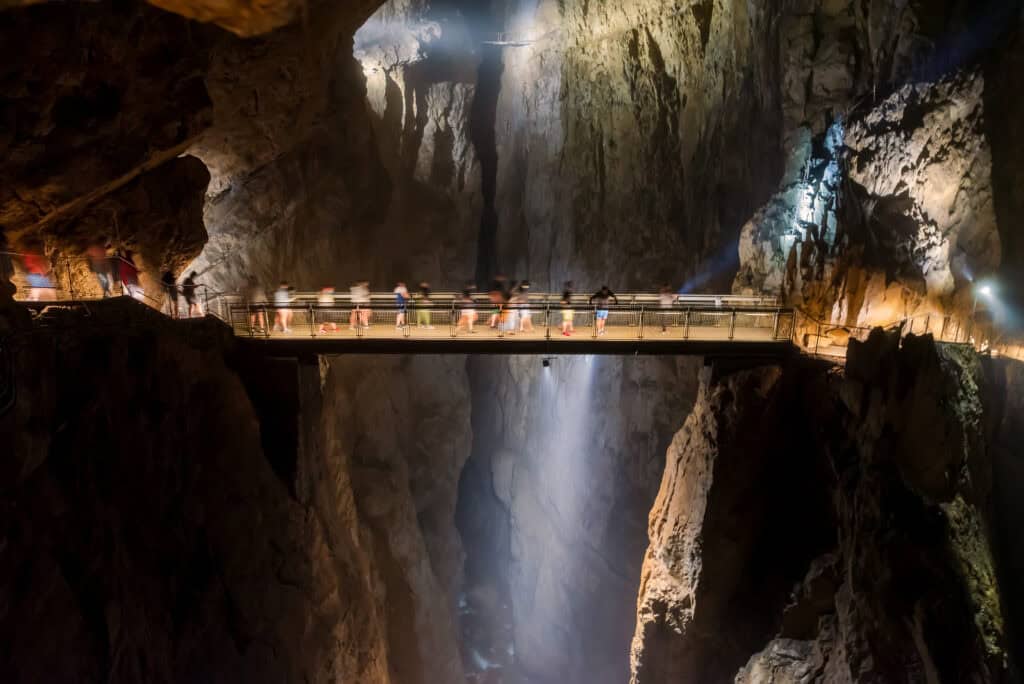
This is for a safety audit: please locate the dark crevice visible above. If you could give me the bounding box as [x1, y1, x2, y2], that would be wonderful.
[470, 46, 504, 289]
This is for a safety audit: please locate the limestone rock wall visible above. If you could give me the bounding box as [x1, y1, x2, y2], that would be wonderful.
[0, 1, 212, 274]
[732, 0, 1023, 327]
[631, 333, 1021, 683]
[489, 0, 785, 291]
[187, 0, 481, 294]
[0, 301, 477, 684]
[318, 354, 473, 684]
[0, 303, 393, 683]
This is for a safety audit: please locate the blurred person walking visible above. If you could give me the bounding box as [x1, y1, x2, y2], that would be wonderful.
[514, 281, 533, 333]
[244, 275, 268, 333]
[118, 250, 143, 301]
[88, 244, 113, 297]
[658, 284, 675, 333]
[182, 271, 200, 317]
[457, 288, 477, 334]
[273, 281, 294, 332]
[22, 248, 53, 301]
[416, 281, 434, 329]
[350, 280, 371, 329]
[394, 281, 409, 329]
[161, 270, 179, 318]
[317, 286, 338, 333]
[560, 281, 575, 336]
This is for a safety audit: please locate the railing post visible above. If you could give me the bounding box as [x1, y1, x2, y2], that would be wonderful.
[592, 307, 598, 339]
[814, 322, 821, 355]
[638, 305, 645, 340]
[683, 308, 690, 340]
[545, 304, 551, 340]
[262, 306, 270, 337]
[497, 305, 505, 339]
[771, 309, 780, 339]
[728, 309, 736, 341]
[924, 313, 931, 337]
[246, 304, 253, 337]
[356, 306, 363, 338]
[309, 303, 317, 338]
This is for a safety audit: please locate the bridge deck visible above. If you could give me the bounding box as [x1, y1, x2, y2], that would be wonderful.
[14, 291, 802, 357]
[237, 322, 796, 357]
[228, 296, 797, 357]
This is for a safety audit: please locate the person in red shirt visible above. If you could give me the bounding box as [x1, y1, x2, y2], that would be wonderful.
[21, 249, 53, 301]
[117, 250, 143, 300]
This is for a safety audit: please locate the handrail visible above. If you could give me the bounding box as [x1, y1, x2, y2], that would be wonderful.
[791, 307, 996, 359]
[217, 297, 796, 344]
[6, 266, 1019, 360]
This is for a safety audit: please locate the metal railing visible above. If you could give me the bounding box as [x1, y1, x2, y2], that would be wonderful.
[8, 267, 1022, 360]
[219, 295, 795, 344]
[793, 309, 999, 359]
[3, 251, 229, 321]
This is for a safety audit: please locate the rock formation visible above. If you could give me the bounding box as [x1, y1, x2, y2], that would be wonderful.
[0, 300, 478, 683]
[489, 0, 785, 291]
[0, 302, 392, 682]
[2, 0, 1024, 682]
[632, 331, 1021, 682]
[0, 1, 212, 274]
[732, 1, 1022, 326]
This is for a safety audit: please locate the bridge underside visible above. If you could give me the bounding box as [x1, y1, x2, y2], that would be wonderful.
[238, 336, 797, 358]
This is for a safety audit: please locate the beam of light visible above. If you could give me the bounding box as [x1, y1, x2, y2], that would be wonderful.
[913, 2, 1018, 82]
[678, 242, 739, 294]
[353, 8, 441, 75]
[512, 354, 596, 671]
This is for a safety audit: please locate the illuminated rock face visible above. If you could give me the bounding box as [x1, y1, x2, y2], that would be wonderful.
[490, 0, 785, 290]
[3, 1, 1024, 683]
[730, 0, 1017, 325]
[734, 71, 1000, 326]
[632, 334, 1020, 682]
[186, 0, 481, 295]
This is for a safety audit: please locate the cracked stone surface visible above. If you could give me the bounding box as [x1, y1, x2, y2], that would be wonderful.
[632, 333, 1021, 683]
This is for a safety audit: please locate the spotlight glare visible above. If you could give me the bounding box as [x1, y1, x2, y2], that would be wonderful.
[980, 285, 993, 297]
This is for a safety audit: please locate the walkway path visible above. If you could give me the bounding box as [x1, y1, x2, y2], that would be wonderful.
[222, 292, 795, 356]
